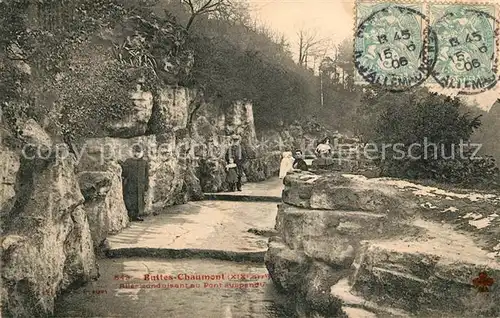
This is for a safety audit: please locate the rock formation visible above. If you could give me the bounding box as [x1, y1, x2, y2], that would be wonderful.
[266, 171, 500, 317]
[1, 124, 98, 317]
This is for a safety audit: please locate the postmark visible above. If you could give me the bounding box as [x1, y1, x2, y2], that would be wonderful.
[429, 3, 499, 95]
[354, 2, 437, 91]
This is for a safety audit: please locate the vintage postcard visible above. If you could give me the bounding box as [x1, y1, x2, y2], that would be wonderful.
[1, 0, 499, 317]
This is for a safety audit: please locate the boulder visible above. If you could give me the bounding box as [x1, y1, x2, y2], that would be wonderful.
[303, 236, 355, 268]
[183, 162, 203, 202]
[283, 172, 416, 215]
[198, 158, 226, 193]
[308, 176, 404, 212]
[351, 220, 500, 316]
[224, 101, 257, 145]
[244, 151, 281, 182]
[1, 154, 98, 318]
[264, 239, 310, 293]
[76, 135, 196, 214]
[275, 203, 390, 251]
[78, 171, 113, 201]
[303, 262, 348, 317]
[268, 171, 500, 317]
[148, 86, 191, 134]
[282, 172, 316, 208]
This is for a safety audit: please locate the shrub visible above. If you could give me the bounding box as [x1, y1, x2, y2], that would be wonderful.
[367, 88, 499, 189]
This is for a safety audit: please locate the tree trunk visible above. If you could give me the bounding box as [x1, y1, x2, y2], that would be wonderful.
[186, 14, 196, 30]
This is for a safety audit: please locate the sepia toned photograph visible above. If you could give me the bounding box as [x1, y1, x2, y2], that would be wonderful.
[1, 0, 499, 317]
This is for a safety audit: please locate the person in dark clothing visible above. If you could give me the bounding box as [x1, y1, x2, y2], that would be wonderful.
[225, 158, 239, 191]
[121, 145, 147, 221]
[293, 150, 309, 171]
[225, 134, 246, 191]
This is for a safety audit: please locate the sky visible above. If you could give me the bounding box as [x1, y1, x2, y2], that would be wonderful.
[247, 0, 499, 111]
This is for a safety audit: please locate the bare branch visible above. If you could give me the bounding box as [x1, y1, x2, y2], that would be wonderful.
[181, 0, 196, 14]
[197, 0, 215, 13]
[296, 27, 329, 67]
[182, 0, 231, 30]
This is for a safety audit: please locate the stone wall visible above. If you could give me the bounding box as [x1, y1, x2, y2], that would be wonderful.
[77, 85, 282, 215]
[266, 171, 500, 317]
[1, 125, 99, 318]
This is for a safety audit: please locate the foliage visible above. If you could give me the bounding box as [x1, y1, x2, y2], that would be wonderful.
[363, 88, 499, 188]
[1, 0, 189, 139]
[1, 0, 319, 136]
[54, 44, 148, 139]
[182, 11, 318, 128]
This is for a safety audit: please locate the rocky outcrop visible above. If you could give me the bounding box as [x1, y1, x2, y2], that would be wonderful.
[1, 148, 98, 318]
[77, 134, 193, 215]
[77, 162, 129, 248]
[105, 84, 154, 138]
[266, 171, 500, 317]
[18, 119, 53, 150]
[148, 86, 195, 134]
[244, 151, 281, 182]
[78, 86, 281, 203]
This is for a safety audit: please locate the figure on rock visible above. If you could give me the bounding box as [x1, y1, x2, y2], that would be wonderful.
[225, 134, 246, 191]
[293, 150, 308, 171]
[279, 151, 294, 178]
[315, 137, 332, 158]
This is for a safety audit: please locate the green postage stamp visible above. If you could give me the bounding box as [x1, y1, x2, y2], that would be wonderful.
[354, 0, 499, 94]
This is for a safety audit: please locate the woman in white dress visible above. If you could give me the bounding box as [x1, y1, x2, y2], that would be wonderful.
[279, 151, 294, 179]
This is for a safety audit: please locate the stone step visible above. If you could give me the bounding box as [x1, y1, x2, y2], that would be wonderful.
[106, 247, 265, 263]
[332, 278, 411, 317]
[203, 193, 281, 202]
[349, 219, 500, 317]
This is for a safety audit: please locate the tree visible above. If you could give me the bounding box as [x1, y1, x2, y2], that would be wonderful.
[336, 38, 354, 89]
[181, 0, 232, 30]
[297, 27, 327, 68]
[212, 0, 251, 26]
[366, 88, 498, 188]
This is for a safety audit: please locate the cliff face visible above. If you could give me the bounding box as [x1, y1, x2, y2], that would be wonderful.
[266, 171, 500, 317]
[1, 125, 99, 317]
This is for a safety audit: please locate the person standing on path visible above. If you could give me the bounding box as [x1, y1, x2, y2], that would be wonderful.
[225, 158, 239, 191]
[279, 151, 294, 178]
[225, 134, 246, 191]
[121, 145, 147, 222]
